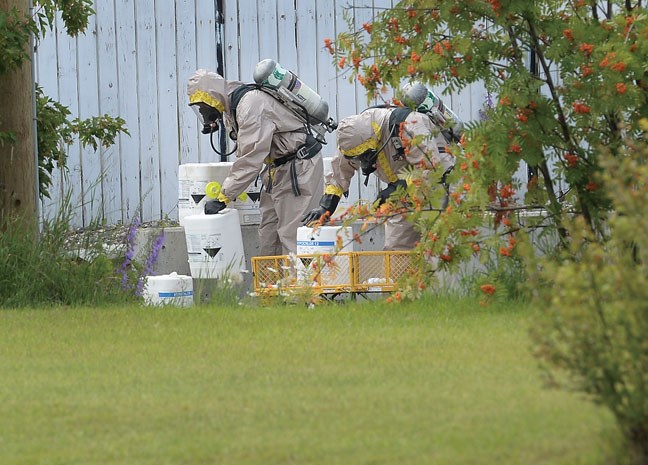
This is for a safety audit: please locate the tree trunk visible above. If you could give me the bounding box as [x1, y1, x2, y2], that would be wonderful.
[0, 0, 37, 231]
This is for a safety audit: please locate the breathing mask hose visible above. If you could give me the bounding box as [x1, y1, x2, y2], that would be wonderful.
[208, 120, 237, 158]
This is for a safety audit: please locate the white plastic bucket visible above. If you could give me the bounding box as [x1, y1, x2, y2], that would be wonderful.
[296, 226, 354, 288]
[183, 209, 246, 281]
[142, 272, 194, 307]
[178, 162, 261, 226]
[296, 225, 354, 255]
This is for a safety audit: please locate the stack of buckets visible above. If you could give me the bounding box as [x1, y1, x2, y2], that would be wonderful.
[179, 162, 248, 281]
[178, 162, 261, 226]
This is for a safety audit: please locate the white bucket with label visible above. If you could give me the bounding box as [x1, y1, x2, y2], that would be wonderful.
[296, 226, 354, 288]
[296, 225, 354, 254]
[142, 272, 194, 307]
[178, 162, 261, 226]
[183, 209, 246, 281]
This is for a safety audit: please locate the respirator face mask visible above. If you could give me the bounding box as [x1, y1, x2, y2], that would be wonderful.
[191, 103, 222, 134]
[345, 149, 378, 177]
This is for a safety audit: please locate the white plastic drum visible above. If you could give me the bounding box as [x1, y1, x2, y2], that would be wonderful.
[178, 162, 262, 226]
[183, 209, 246, 281]
[142, 272, 194, 307]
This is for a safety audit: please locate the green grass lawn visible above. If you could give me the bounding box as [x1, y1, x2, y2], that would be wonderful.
[0, 296, 619, 465]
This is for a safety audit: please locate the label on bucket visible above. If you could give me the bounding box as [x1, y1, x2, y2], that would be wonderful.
[158, 290, 193, 298]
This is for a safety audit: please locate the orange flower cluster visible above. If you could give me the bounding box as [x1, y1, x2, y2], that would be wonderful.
[581, 64, 593, 77]
[323, 38, 334, 55]
[573, 102, 591, 114]
[480, 284, 496, 295]
[579, 43, 594, 55]
[564, 153, 578, 167]
[616, 82, 627, 94]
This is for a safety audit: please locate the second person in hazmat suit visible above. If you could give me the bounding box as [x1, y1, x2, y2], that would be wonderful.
[302, 107, 454, 251]
[187, 69, 324, 256]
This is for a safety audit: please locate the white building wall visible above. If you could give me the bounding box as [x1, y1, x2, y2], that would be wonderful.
[35, 0, 487, 228]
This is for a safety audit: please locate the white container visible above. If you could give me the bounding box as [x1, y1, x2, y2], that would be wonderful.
[178, 162, 261, 226]
[142, 272, 194, 307]
[296, 226, 354, 288]
[296, 225, 354, 255]
[183, 209, 246, 281]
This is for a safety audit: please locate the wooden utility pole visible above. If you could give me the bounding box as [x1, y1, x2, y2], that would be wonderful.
[0, 0, 37, 231]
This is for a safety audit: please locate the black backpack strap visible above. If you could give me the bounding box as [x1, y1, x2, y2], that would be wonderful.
[388, 107, 412, 136]
[229, 84, 259, 126]
[388, 107, 412, 161]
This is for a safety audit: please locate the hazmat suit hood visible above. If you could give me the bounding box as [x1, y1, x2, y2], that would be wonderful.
[187, 69, 246, 114]
[337, 111, 384, 157]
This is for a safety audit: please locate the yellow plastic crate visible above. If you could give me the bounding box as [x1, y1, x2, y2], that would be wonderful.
[251, 251, 414, 296]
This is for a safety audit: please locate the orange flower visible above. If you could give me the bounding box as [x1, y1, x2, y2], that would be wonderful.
[499, 95, 511, 106]
[463, 183, 471, 192]
[480, 284, 496, 295]
[579, 43, 594, 55]
[439, 254, 452, 262]
[394, 35, 408, 45]
[472, 160, 480, 170]
[508, 144, 522, 154]
[564, 153, 578, 167]
[394, 292, 402, 302]
[581, 64, 593, 77]
[610, 62, 627, 72]
[563, 29, 574, 41]
[572, 102, 591, 114]
[500, 184, 515, 198]
[323, 38, 334, 54]
[460, 162, 468, 171]
[362, 22, 373, 34]
[616, 82, 627, 94]
[433, 42, 444, 55]
[338, 57, 346, 68]
[386, 296, 393, 304]
[407, 64, 416, 75]
[599, 52, 617, 68]
[411, 51, 421, 63]
[499, 247, 512, 257]
[407, 8, 417, 18]
[471, 243, 481, 253]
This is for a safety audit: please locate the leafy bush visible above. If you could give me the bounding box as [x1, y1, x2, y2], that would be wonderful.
[0, 203, 135, 308]
[530, 126, 648, 464]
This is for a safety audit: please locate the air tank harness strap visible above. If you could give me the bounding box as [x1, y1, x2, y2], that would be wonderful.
[265, 134, 322, 196]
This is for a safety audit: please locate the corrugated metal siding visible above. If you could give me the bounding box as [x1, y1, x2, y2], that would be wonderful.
[35, 0, 487, 228]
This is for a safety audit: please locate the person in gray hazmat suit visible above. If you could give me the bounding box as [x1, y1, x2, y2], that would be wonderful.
[187, 69, 324, 255]
[302, 106, 455, 251]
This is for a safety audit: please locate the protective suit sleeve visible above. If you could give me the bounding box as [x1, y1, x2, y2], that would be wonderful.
[220, 95, 276, 200]
[324, 150, 359, 194]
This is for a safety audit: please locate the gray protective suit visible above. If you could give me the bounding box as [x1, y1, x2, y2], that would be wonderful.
[326, 107, 454, 251]
[187, 69, 324, 256]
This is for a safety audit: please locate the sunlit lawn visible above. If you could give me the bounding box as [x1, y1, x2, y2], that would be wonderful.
[0, 296, 619, 465]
